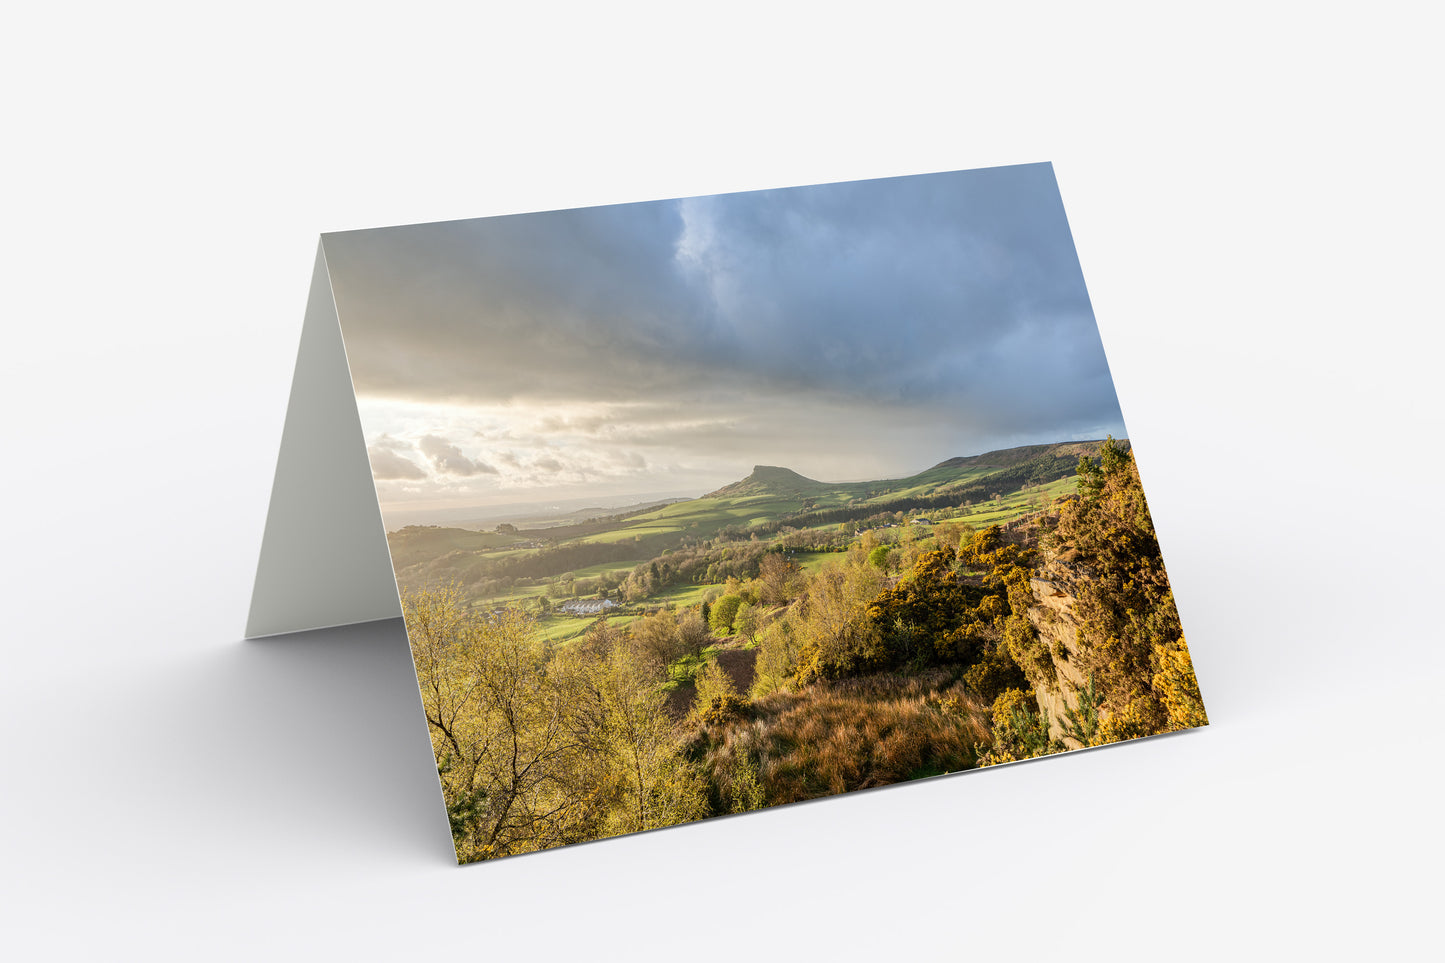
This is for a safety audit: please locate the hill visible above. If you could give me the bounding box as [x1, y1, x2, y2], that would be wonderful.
[703, 440, 1117, 504]
[386, 439, 1125, 603]
[927, 439, 1128, 473]
[704, 466, 834, 499]
[385, 526, 530, 567]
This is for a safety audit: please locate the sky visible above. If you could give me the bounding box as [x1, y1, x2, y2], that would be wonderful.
[322, 163, 1126, 519]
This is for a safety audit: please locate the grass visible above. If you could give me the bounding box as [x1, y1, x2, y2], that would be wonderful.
[653, 582, 711, 608]
[581, 524, 684, 544]
[449, 474, 1079, 623]
[662, 644, 723, 690]
[399, 450, 1090, 626]
[947, 475, 1074, 528]
[532, 611, 646, 644]
[795, 551, 845, 574]
[572, 458, 1077, 549]
[471, 583, 550, 608]
[685, 668, 992, 806]
[565, 559, 647, 580]
[384, 526, 525, 566]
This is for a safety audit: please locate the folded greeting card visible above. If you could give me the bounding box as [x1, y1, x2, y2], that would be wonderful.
[248, 162, 1207, 863]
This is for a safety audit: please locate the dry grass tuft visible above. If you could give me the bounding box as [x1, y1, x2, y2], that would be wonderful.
[688, 668, 991, 808]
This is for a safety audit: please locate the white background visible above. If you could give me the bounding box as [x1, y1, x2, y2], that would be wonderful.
[3, 3, 1440, 959]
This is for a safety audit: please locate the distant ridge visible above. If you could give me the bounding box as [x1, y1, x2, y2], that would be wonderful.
[703, 440, 1124, 501]
[927, 439, 1125, 473]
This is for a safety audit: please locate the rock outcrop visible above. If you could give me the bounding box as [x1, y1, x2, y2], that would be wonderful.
[1022, 559, 1091, 747]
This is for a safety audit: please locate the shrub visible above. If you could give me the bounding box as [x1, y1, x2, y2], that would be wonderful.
[700, 693, 750, 727]
[692, 660, 745, 720]
[961, 644, 1030, 704]
[1050, 436, 1207, 738]
[978, 688, 1057, 766]
[1153, 641, 1209, 731]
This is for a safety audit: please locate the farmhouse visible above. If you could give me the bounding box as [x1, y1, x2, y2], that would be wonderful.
[557, 598, 619, 616]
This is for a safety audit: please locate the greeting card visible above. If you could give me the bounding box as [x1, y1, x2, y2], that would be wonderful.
[249, 163, 1207, 863]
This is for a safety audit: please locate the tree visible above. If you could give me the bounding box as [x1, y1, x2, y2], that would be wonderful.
[758, 552, 801, 604]
[405, 585, 601, 861]
[560, 641, 707, 836]
[734, 600, 760, 644]
[709, 594, 743, 634]
[791, 555, 887, 684]
[629, 610, 685, 672]
[405, 584, 708, 861]
[678, 608, 710, 658]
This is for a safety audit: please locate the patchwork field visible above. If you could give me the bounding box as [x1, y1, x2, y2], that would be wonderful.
[385, 442, 1112, 644]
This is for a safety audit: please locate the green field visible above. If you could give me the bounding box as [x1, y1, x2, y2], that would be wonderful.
[796, 551, 846, 573]
[391, 442, 1106, 628]
[386, 526, 527, 566]
[533, 612, 640, 643]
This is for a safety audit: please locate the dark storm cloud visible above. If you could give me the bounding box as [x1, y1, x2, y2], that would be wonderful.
[325, 163, 1125, 451]
[418, 435, 497, 476]
[367, 445, 427, 480]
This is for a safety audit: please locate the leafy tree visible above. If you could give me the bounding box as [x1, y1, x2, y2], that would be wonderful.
[560, 641, 708, 836]
[628, 609, 685, 672]
[709, 594, 743, 634]
[405, 586, 601, 861]
[751, 615, 803, 698]
[791, 554, 887, 684]
[404, 584, 706, 862]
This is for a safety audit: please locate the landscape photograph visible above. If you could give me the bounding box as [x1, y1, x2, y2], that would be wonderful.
[322, 163, 1207, 863]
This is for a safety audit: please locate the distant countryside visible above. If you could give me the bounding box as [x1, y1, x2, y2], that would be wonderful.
[392, 438, 1207, 862]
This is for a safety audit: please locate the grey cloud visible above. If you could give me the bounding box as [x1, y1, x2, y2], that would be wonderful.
[326, 163, 1125, 462]
[418, 435, 497, 476]
[367, 446, 427, 480]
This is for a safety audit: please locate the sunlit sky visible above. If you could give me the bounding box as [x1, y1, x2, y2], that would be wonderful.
[324, 163, 1125, 518]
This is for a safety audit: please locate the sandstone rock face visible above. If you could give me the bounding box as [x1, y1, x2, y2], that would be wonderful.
[1024, 561, 1091, 747]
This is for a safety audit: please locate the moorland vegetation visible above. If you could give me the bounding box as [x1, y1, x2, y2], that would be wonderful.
[399, 439, 1207, 862]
